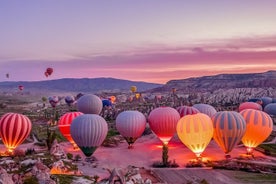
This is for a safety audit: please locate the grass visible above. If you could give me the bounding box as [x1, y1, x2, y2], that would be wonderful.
[232, 171, 276, 183]
[258, 144, 276, 156]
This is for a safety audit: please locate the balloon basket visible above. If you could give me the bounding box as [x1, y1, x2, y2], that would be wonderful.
[128, 144, 134, 149]
[85, 156, 97, 163]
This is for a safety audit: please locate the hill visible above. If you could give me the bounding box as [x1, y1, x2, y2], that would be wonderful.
[150, 70, 276, 93]
[0, 77, 162, 93]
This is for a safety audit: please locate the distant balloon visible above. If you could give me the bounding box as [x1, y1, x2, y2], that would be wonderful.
[116, 111, 146, 148]
[135, 93, 141, 99]
[240, 109, 273, 154]
[0, 113, 32, 153]
[75, 93, 84, 100]
[45, 67, 53, 77]
[177, 113, 214, 158]
[41, 96, 47, 102]
[212, 111, 246, 155]
[18, 85, 24, 91]
[48, 96, 59, 108]
[264, 103, 276, 116]
[102, 99, 112, 108]
[77, 94, 103, 114]
[65, 96, 75, 106]
[70, 114, 108, 157]
[238, 102, 262, 112]
[130, 86, 137, 93]
[260, 97, 272, 108]
[58, 112, 83, 149]
[193, 103, 217, 118]
[148, 107, 180, 144]
[6, 73, 9, 78]
[109, 96, 116, 103]
[176, 106, 199, 118]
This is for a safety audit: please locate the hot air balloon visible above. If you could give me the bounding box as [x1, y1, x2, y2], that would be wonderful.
[148, 107, 180, 145]
[70, 114, 108, 157]
[18, 85, 24, 91]
[177, 113, 213, 158]
[0, 113, 32, 153]
[116, 111, 146, 148]
[135, 93, 141, 99]
[102, 99, 112, 108]
[58, 112, 83, 149]
[193, 104, 217, 118]
[48, 96, 59, 108]
[212, 111, 246, 156]
[65, 96, 75, 106]
[6, 73, 9, 78]
[248, 98, 263, 105]
[77, 94, 103, 114]
[238, 102, 262, 112]
[260, 97, 272, 108]
[130, 86, 137, 93]
[46, 67, 53, 76]
[109, 96, 116, 103]
[264, 103, 276, 116]
[240, 109, 273, 154]
[176, 106, 199, 118]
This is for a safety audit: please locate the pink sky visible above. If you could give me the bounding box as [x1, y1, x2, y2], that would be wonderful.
[0, 1, 276, 84]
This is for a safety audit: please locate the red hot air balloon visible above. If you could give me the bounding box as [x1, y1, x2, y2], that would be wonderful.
[0, 113, 32, 153]
[116, 111, 146, 148]
[18, 85, 24, 91]
[176, 106, 199, 118]
[148, 107, 180, 145]
[46, 67, 53, 76]
[58, 112, 83, 149]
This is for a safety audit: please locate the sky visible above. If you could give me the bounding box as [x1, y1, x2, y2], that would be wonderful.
[0, 0, 276, 84]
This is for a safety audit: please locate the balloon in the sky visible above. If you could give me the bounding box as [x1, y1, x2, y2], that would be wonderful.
[176, 106, 199, 118]
[193, 103, 217, 118]
[264, 103, 276, 116]
[70, 114, 108, 157]
[130, 86, 137, 93]
[77, 94, 103, 114]
[58, 112, 83, 149]
[116, 111, 146, 148]
[240, 109, 273, 154]
[45, 67, 53, 77]
[177, 113, 213, 158]
[238, 102, 262, 112]
[65, 96, 75, 106]
[148, 107, 180, 144]
[212, 111, 246, 154]
[0, 113, 32, 153]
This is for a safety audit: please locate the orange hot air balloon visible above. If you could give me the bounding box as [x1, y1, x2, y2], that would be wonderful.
[0, 113, 32, 153]
[58, 112, 83, 149]
[135, 93, 140, 99]
[177, 113, 213, 158]
[212, 111, 246, 155]
[109, 96, 116, 103]
[240, 109, 273, 154]
[238, 102, 262, 112]
[130, 86, 137, 93]
[148, 107, 180, 145]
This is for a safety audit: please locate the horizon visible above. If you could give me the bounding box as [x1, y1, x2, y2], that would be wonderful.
[1, 1, 276, 83]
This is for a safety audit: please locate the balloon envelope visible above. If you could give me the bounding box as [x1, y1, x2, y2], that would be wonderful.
[148, 107, 180, 144]
[0, 113, 32, 152]
[212, 111, 246, 154]
[77, 94, 103, 114]
[264, 103, 276, 116]
[176, 106, 199, 118]
[177, 113, 213, 157]
[70, 114, 108, 157]
[130, 86, 137, 93]
[240, 109, 273, 150]
[260, 97, 272, 108]
[65, 96, 75, 106]
[116, 111, 146, 147]
[193, 104, 217, 118]
[58, 112, 83, 148]
[102, 99, 112, 108]
[238, 102, 262, 112]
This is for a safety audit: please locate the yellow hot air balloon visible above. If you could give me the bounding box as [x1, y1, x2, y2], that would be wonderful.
[130, 86, 137, 93]
[240, 109, 273, 154]
[177, 113, 214, 158]
[135, 93, 140, 99]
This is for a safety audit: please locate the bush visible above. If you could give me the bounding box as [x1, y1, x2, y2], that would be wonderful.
[67, 153, 73, 160]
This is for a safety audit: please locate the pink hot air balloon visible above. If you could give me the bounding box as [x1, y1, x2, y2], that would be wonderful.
[148, 107, 180, 145]
[239, 102, 262, 112]
[0, 113, 32, 153]
[176, 106, 199, 118]
[58, 112, 83, 149]
[116, 111, 146, 148]
[48, 96, 59, 108]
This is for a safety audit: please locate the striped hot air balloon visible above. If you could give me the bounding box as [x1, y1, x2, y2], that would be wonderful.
[176, 106, 199, 118]
[148, 107, 180, 145]
[212, 111, 246, 155]
[116, 111, 146, 148]
[238, 102, 262, 112]
[0, 113, 32, 153]
[193, 103, 217, 118]
[70, 114, 108, 157]
[240, 109, 273, 154]
[177, 113, 214, 158]
[77, 94, 103, 114]
[58, 112, 83, 149]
